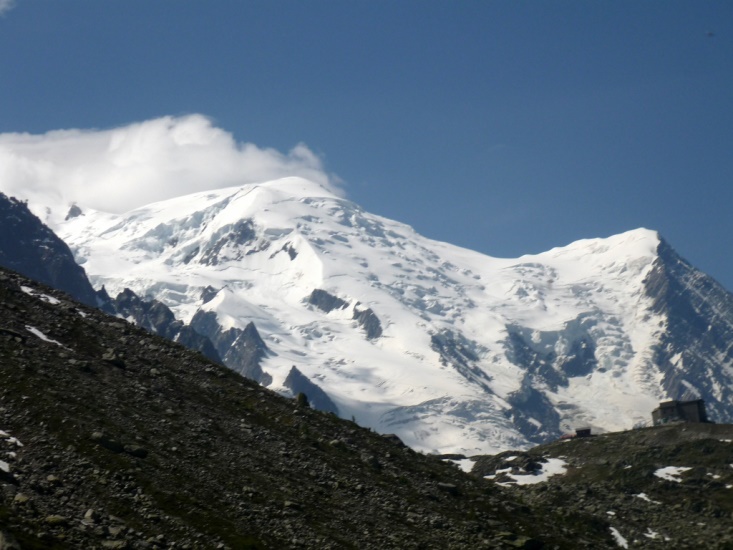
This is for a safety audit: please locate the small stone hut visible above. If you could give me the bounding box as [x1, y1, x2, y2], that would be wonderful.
[651, 399, 709, 426]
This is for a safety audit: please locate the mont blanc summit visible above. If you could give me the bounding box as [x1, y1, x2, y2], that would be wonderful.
[52, 177, 733, 455]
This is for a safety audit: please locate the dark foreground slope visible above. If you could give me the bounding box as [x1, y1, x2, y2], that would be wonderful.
[473, 424, 733, 549]
[0, 267, 609, 549]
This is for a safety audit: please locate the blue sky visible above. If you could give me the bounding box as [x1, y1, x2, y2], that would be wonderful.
[1, 1, 732, 288]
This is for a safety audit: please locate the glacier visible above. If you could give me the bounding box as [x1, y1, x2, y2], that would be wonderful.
[42, 176, 733, 455]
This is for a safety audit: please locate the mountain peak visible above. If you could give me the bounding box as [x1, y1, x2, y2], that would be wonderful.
[541, 227, 660, 264]
[56, 182, 719, 455]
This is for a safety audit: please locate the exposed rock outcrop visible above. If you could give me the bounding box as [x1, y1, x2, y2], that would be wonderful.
[111, 288, 221, 364]
[0, 193, 97, 307]
[645, 238, 733, 422]
[353, 304, 383, 340]
[307, 289, 349, 313]
[283, 365, 339, 414]
[190, 310, 272, 385]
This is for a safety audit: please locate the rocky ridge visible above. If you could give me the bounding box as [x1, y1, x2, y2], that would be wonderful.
[110, 288, 222, 365]
[0, 194, 97, 308]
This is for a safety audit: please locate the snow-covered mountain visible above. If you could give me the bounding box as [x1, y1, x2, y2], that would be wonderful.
[49, 177, 733, 455]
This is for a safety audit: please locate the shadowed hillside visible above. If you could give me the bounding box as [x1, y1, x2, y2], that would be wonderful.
[0, 266, 603, 549]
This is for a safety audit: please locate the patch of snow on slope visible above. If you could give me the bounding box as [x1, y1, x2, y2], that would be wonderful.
[448, 458, 476, 473]
[609, 527, 629, 548]
[20, 285, 61, 305]
[634, 493, 660, 504]
[654, 466, 691, 482]
[487, 458, 568, 486]
[0, 428, 22, 474]
[25, 325, 65, 347]
[0, 430, 23, 447]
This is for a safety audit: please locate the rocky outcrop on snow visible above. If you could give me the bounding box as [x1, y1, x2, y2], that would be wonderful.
[352, 304, 382, 340]
[283, 365, 339, 414]
[307, 289, 348, 313]
[112, 288, 221, 363]
[190, 310, 272, 385]
[198, 219, 257, 266]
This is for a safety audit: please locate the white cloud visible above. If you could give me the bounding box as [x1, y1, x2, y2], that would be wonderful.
[0, 0, 15, 16]
[0, 114, 339, 221]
